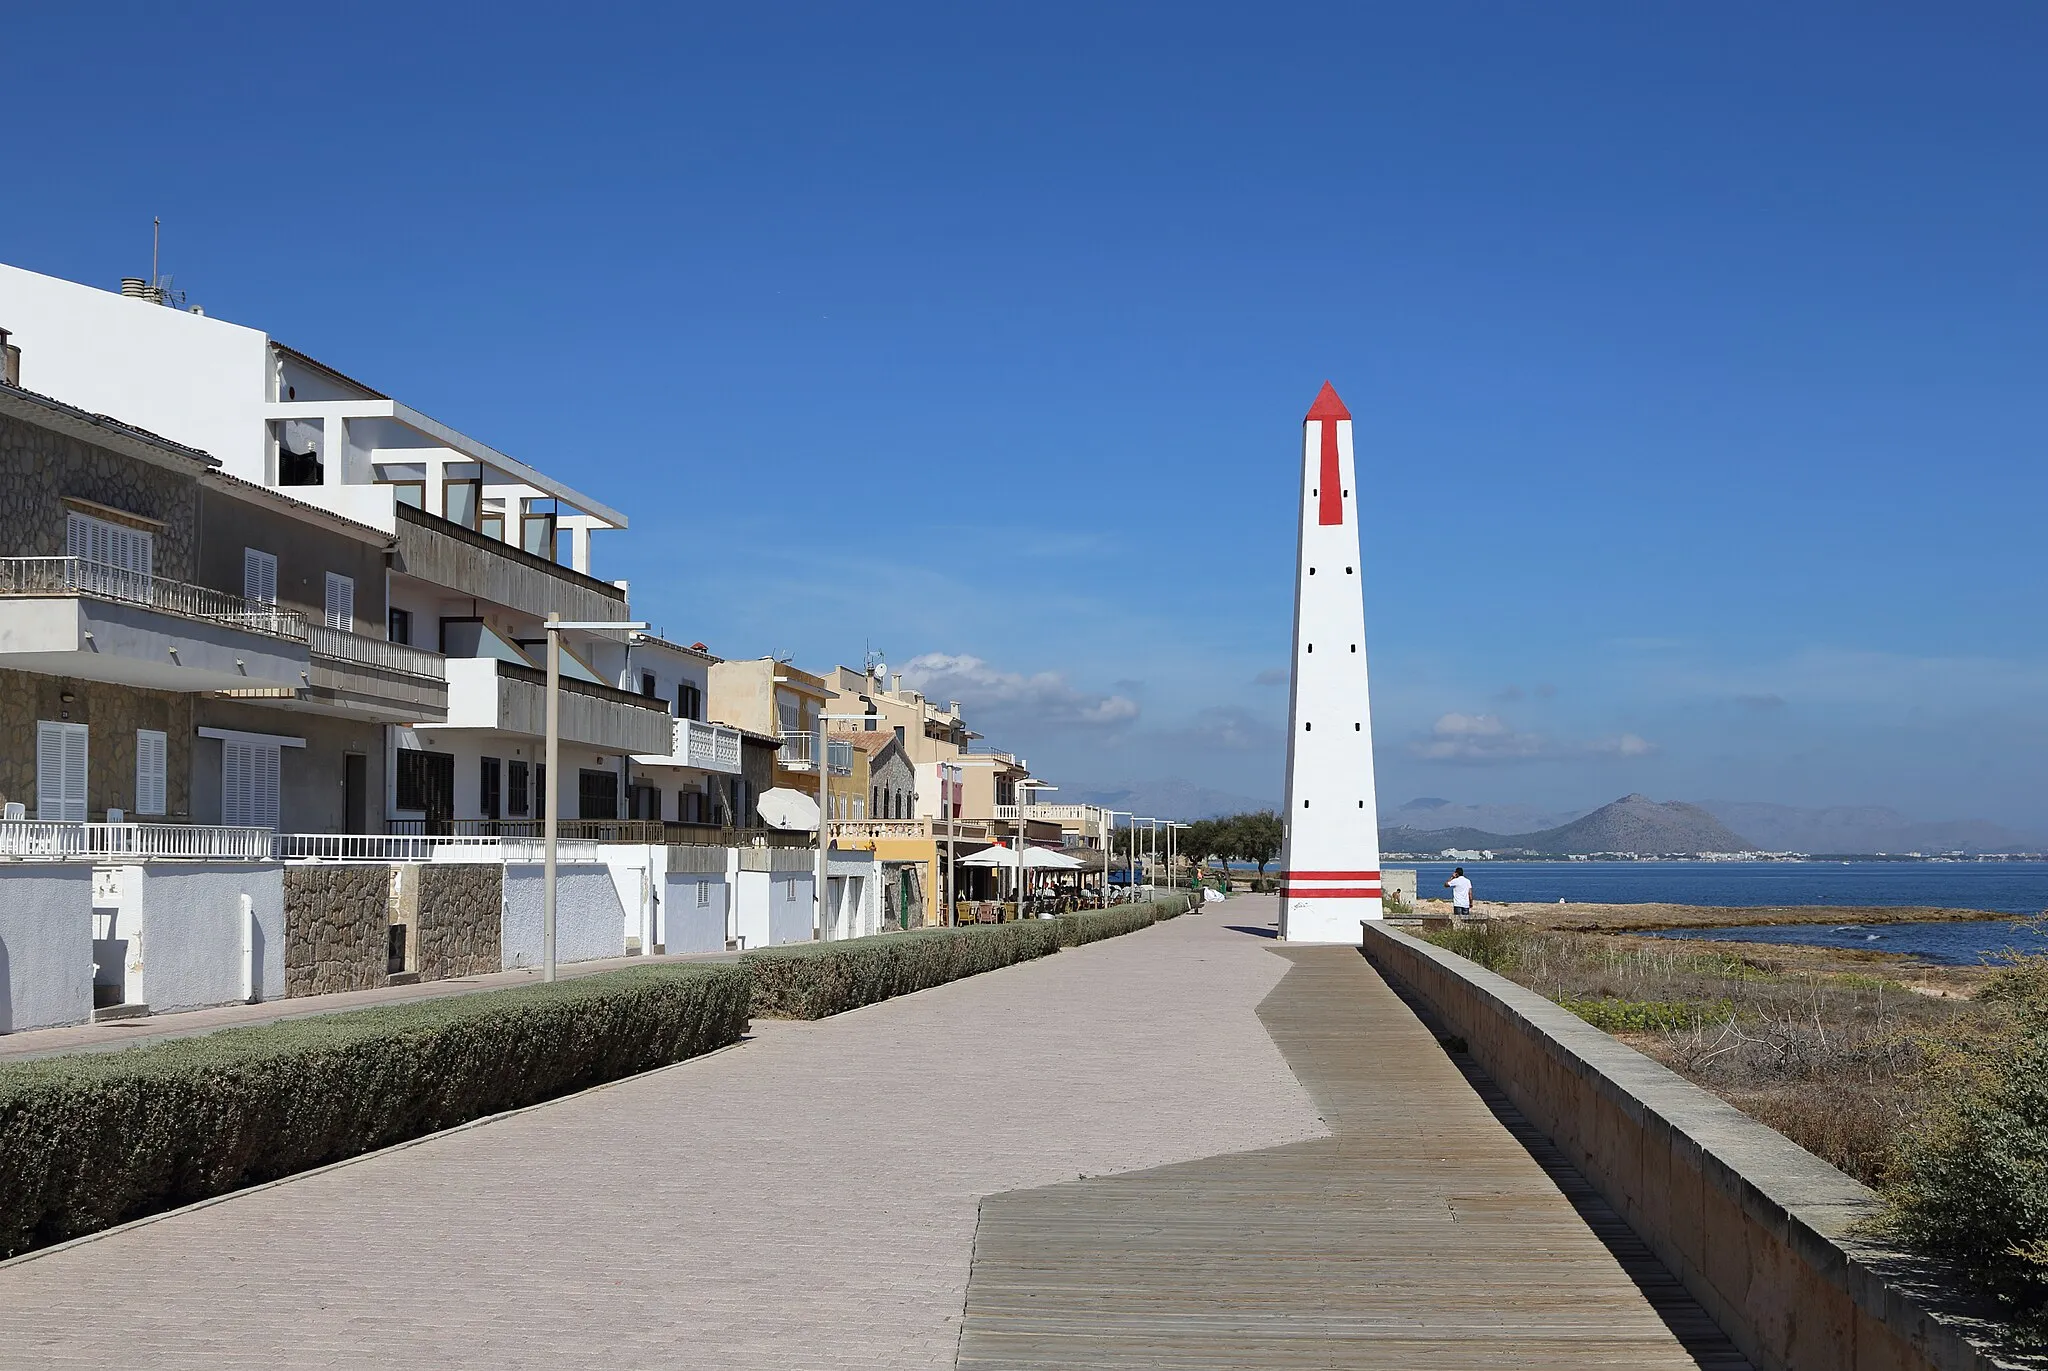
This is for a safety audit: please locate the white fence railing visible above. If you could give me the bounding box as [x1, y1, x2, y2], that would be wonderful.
[778, 729, 814, 768]
[273, 833, 602, 863]
[680, 718, 744, 774]
[0, 823, 608, 864]
[308, 625, 446, 681]
[0, 557, 306, 639]
[0, 821, 275, 860]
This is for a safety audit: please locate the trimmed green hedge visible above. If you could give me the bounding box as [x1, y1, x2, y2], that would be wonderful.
[0, 963, 749, 1258]
[1058, 905, 1157, 945]
[742, 922, 1062, 1019]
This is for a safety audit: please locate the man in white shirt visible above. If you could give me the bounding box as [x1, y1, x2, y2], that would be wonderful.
[1444, 867, 1473, 915]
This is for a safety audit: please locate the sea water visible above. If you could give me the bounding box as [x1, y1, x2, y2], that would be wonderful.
[1397, 860, 2048, 966]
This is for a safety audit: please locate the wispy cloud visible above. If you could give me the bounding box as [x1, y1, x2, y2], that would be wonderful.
[1411, 713, 1654, 763]
[901, 652, 1139, 728]
[1253, 667, 1289, 686]
[1413, 713, 1548, 762]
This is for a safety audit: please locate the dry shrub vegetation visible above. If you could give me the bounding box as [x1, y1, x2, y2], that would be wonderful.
[1423, 921, 2048, 1337]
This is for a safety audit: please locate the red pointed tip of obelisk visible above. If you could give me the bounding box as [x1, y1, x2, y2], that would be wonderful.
[1305, 381, 1351, 422]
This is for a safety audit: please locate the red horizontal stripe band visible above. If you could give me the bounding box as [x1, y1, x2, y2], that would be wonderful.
[1282, 887, 1382, 898]
[1278, 870, 1380, 880]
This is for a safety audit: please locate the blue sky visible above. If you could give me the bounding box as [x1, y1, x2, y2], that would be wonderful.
[5, 4, 2047, 827]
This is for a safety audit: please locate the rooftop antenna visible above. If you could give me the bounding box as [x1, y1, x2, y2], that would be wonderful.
[152, 216, 160, 294]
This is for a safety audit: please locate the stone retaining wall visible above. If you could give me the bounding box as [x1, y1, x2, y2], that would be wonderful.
[1361, 922, 2006, 1371]
[413, 863, 501, 980]
[283, 865, 389, 997]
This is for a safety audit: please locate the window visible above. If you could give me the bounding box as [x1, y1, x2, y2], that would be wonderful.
[640, 671, 658, 699]
[243, 548, 278, 605]
[443, 479, 482, 530]
[135, 730, 167, 816]
[221, 739, 281, 829]
[785, 878, 798, 900]
[628, 783, 662, 821]
[522, 505, 557, 561]
[35, 721, 88, 822]
[872, 785, 880, 815]
[67, 512, 153, 578]
[578, 768, 619, 821]
[383, 479, 426, 509]
[480, 511, 505, 542]
[536, 763, 547, 820]
[480, 757, 502, 821]
[507, 760, 529, 816]
[324, 573, 354, 631]
[678, 683, 702, 721]
[388, 607, 413, 645]
[696, 881, 712, 907]
[395, 749, 454, 817]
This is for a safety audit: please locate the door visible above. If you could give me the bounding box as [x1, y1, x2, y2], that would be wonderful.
[343, 754, 368, 834]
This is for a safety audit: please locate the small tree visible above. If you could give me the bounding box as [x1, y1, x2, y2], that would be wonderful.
[1236, 810, 1283, 884]
[1179, 818, 1220, 885]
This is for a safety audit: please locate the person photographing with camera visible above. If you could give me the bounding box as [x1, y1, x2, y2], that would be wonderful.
[1444, 866, 1473, 917]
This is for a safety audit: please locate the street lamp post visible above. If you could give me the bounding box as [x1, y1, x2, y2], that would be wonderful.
[1102, 810, 1130, 907]
[542, 613, 646, 983]
[1014, 780, 1057, 917]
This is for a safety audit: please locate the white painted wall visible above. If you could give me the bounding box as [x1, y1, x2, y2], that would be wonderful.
[501, 863, 626, 968]
[767, 871, 814, 947]
[0, 263, 273, 480]
[599, 844, 665, 953]
[130, 863, 286, 1012]
[732, 869, 770, 950]
[662, 872, 729, 955]
[0, 865, 94, 1032]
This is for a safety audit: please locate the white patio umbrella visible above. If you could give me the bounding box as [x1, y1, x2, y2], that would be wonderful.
[960, 843, 1082, 869]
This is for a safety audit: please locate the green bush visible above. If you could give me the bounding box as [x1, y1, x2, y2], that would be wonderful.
[1058, 906, 1156, 945]
[0, 963, 750, 1258]
[741, 921, 1062, 1020]
[1421, 920, 1528, 972]
[1885, 971, 2048, 1336]
[1558, 996, 1735, 1034]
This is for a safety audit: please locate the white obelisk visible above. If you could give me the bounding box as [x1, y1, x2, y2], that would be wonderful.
[1279, 382, 1383, 941]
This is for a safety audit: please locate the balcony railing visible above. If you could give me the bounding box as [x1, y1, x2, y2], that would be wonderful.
[993, 803, 1097, 822]
[309, 624, 446, 680]
[0, 558, 306, 639]
[681, 718, 744, 774]
[777, 731, 853, 775]
[0, 821, 275, 861]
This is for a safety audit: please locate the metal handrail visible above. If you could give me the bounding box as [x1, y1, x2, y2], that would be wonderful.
[0, 821, 275, 861]
[274, 832, 603, 863]
[0, 557, 306, 640]
[308, 625, 446, 680]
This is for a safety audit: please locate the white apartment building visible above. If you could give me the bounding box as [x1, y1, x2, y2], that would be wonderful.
[0, 262, 667, 831]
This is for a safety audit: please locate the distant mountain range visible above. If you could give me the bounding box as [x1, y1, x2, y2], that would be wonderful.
[1383, 794, 1749, 856]
[1693, 801, 2041, 856]
[1384, 793, 2043, 856]
[1067, 780, 2042, 854]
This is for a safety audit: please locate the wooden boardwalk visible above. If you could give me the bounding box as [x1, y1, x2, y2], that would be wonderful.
[954, 939, 1749, 1368]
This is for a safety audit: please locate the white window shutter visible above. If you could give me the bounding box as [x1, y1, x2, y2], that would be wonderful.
[135, 730, 167, 816]
[244, 548, 277, 605]
[222, 741, 247, 827]
[255, 744, 280, 829]
[324, 573, 354, 631]
[36, 722, 67, 821]
[56, 723, 88, 823]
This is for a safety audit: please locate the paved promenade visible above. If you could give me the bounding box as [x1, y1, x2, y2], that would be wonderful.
[0, 899, 1740, 1368]
[0, 904, 1322, 1368]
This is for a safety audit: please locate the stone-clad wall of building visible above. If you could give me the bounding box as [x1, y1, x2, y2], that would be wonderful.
[0, 409, 201, 577]
[283, 864, 390, 997]
[414, 863, 501, 981]
[0, 670, 195, 822]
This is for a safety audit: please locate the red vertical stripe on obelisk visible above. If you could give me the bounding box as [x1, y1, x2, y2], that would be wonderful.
[1306, 382, 1351, 527]
[1318, 418, 1342, 526]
